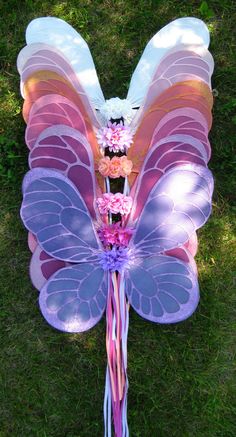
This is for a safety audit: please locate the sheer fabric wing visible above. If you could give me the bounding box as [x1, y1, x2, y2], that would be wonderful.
[129, 133, 208, 222]
[28, 125, 102, 219]
[30, 245, 67, 290]
[17, 42, 101, 129]
[39, 263, 108, 333]
[125, 254, 199, 323]
[25, 16, 105, 108]
[128, 164, 213, 254]
[127, 81, 213, 186]
[25, 94, 88, 149]
[127, 17, 210, 108]
[21, 168, 102, 262]
[132, 45, 213, 116]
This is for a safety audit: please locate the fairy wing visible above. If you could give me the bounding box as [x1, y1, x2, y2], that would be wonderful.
[25, 16, 105, 109]
[21, 168, 108, 332]
[125, 164, 213, 323]
[127, 81, 213, 187]
[127, 17, 210, 109]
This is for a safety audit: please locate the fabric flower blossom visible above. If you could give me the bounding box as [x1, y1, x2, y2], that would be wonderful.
[97, 222, 133, 248]
[96, 121, 133, 153]
[98, 156, 110, 177]
[96, 193, 133, 215]
[109, 156, 121, 178]
[99, 97, 135, 124]
[98, 156, 133, 178]
[119, 156, 133, 177]
[99, 246, 131, 272]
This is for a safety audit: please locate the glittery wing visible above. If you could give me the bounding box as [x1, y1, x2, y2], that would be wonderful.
[127, 17, 210, 110]
[21, 168, 102, 262]
[125, 254, 199, 323]
[17, 42, 101, 130]
[128, 164, 213, 255]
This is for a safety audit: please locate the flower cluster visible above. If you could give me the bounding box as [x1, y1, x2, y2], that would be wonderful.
[97, 222, 133, 248]
[99, 246, 131, 272]
[98, 155, 133, 178]
[96, 193, 132, 216]
[99, 97, 135, 124]
[96, 121, 133, 153]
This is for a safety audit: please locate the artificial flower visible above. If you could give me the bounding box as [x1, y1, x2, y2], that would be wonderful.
[96, 121, 133, 153]
[98, 156, 110, 177]
[96, 193, 133, 215]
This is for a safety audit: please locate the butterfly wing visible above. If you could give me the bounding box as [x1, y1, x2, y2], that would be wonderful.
[127, 17, 210, 109]
[21, 168, 102, 262]
[39, 263, 108, 333]
[128, 164, 213, 253]
[125, 254, 199, 323]
[127, 81, 213, 187]
[25, 16, 105, 109]
[21, 169, 108, 332]
[25, 94, 88, 149]
[125, 164, 213, 323]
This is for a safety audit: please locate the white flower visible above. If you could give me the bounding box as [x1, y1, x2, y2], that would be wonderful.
[99, 97, 136, 125]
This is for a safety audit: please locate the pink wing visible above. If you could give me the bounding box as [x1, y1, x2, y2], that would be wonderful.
[30, 246, 67, 290]
[25, 94, 87, 149]
[18, 43, 101, 128]
[137, 45, 213, 115]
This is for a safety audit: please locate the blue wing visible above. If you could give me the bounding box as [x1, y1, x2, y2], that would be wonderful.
[21, 168, 102, 262]
[39, 263, 108, 332]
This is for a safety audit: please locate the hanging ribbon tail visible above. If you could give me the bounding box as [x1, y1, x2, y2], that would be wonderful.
[104, 272, 129, 437]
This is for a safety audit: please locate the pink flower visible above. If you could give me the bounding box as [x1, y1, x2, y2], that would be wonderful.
[96, 121, 133, 153]
[97, 222, 134, 248]
[96, 193, 112, 215]
[98, 157, 110, 177]
[118, 227, 133, 246]
[96, 193, 133, 216]
[109, 193, 132, 215]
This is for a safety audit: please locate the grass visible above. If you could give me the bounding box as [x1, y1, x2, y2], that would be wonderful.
[0, 0, 236, 436]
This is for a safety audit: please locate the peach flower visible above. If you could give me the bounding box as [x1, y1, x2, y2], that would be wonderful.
[98, 157, 110, 177]
[119, 155, 133, 177]
[109, 157, 122, 179]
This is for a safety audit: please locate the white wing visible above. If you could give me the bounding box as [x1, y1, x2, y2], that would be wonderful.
[25, 16, 105, 109]
[127, 17, 210, 108]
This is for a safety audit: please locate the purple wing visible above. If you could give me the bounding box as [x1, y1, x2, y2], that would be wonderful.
[21, 168, 102, 262]
[125, 254, 199, 323]
[129, 164, 213, 254]
[39, 264, 108, 333]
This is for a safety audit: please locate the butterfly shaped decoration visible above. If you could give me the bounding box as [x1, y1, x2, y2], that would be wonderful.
[18, 16, 214, 437]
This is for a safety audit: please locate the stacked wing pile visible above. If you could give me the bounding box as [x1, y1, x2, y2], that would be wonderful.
[18, 17, 214, 437]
